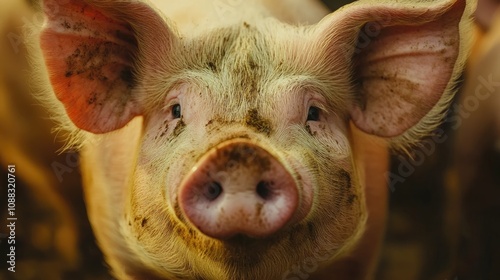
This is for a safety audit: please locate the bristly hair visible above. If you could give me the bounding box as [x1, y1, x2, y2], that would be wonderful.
[25, 24, 90, 152]
[26, 0, 475, 154]
[388, 0, 475, 153]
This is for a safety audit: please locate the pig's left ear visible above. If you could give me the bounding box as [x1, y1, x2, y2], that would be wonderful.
[40, 0, 176, 133]
[315, 0, 474, 138]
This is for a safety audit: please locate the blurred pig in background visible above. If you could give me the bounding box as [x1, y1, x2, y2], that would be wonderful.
[0, 0, 108, 279]
[377, 0, 500, 279]
[452, 0, 500, 278]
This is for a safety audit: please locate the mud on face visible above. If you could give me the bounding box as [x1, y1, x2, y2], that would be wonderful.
[123, 21, 364, 280]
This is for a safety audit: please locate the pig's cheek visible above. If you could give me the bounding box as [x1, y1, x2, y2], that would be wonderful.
[142, 113, 171, 144]
[308, 121, 351, 163]
[148, 116, 182, 143]
[125, 177, 180, 259]
[283, 154, 315, 221]
[165, 162, 189, 211]
[163, 146, 202, 213]
[319, 129, 350, 161]
[127, 169, 162, 231]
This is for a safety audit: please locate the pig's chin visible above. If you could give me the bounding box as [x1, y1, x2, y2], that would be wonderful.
[177, 214, 365, 280]
[186, 198, 363, 272]
[177, 172, 366, 279]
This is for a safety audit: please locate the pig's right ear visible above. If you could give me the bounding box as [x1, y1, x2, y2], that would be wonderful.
[40, 0, 176, 133]
[315, 0, 473, 139]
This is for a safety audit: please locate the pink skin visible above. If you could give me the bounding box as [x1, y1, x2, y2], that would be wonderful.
[37, 0, 471, 278]
[178, 139, 304, 239]
[142, 83, 325, 238]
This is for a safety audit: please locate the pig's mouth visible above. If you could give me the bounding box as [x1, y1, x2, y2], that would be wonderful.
[195, 219, 326, 276]
[220, 219, 317, 248]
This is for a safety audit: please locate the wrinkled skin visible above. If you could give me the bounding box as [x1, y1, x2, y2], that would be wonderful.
[35, 0, 474, 279]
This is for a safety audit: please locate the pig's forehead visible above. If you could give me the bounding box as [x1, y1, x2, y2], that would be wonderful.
[172, 22, 351, 113]
[186, 24, 269, 100]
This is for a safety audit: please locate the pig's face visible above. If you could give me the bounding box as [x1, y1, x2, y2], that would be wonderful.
[38, 0, 471, 278]
[128, 25, 362, 278]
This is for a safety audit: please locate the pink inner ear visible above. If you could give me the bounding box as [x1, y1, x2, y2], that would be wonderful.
[40, 0, 141, 133]
[337, 0, 467, 138]
[351, 18, 460, 137]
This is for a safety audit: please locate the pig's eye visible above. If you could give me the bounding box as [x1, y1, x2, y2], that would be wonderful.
[172, 104, 182, 119]
[307, 106, 320, 122]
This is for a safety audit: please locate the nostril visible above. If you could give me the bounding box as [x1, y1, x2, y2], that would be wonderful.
[203, 181, 223, 201]
[178, 139, 307, 239]
[256, 181, 273, 200]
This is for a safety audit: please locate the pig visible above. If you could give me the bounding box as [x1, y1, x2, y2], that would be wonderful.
[451, 0, 500, 277]
[0, 0, 82, 271]
[32, 0, 474, 279]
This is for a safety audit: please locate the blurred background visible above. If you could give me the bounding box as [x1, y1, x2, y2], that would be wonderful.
[0, 0, 499, 279]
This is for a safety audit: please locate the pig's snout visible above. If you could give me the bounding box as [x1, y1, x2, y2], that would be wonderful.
[178, 139, 299, 239]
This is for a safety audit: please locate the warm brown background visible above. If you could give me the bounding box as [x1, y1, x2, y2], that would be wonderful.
[0, 0, 499, 279]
